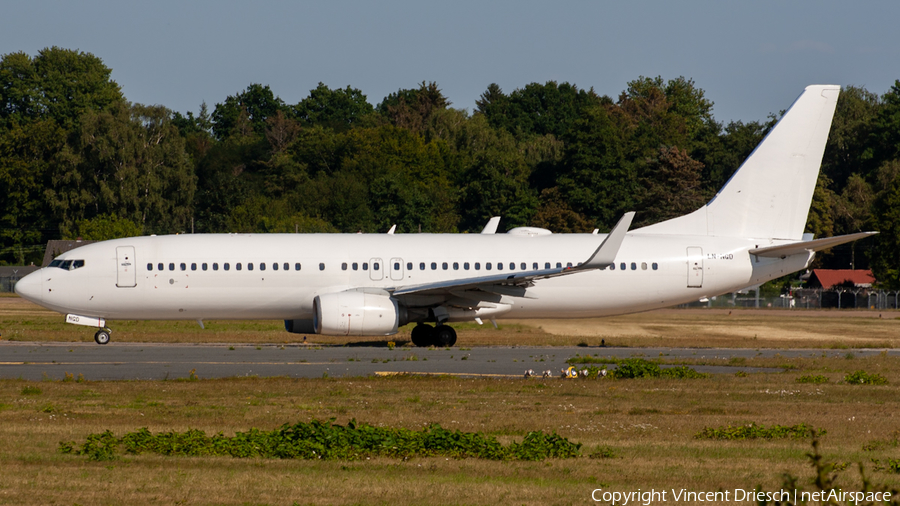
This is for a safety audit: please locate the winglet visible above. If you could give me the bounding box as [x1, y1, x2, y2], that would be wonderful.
[481, 217, 501, 234]
[580, 212, 635, 269]
[387, 225, 396, 235]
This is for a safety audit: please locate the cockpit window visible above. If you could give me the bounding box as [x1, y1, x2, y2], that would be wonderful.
[50, 259, 85, 270]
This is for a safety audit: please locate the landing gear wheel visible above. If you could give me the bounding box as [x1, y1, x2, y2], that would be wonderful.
[94, 329, 111, 345]
[433, 325, 457, 347]
[410, 324, 434, 347]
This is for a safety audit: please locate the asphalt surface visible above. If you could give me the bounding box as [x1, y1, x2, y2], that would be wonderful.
[1, 341, 897, 380]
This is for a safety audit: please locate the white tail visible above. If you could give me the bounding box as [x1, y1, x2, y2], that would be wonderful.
[635, 85, 840, 240]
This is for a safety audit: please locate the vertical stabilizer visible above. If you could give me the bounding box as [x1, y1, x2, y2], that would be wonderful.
[635, 85, 840, 240]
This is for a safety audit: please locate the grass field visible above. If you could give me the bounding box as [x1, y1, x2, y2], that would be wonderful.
[3, 294, 900, 505]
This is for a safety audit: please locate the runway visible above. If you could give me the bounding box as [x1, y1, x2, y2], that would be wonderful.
[2, 341, 896, 380]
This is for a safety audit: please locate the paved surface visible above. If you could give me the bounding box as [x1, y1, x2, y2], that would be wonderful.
[1, 341, 897, 380]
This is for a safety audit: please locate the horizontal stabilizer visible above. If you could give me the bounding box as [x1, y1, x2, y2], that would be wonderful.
[749, 232, 877, 258]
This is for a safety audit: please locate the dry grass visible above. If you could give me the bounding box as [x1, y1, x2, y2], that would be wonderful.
[3, 294, 900, 348]
[2, 354, 900, 505]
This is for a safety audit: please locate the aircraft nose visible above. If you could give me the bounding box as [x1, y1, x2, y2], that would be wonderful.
[14, 271, 42, 303]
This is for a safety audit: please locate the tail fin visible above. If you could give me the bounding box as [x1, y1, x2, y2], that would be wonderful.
[635, 85, 840, 240]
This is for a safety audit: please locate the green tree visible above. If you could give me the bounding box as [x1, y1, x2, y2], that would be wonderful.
[871, 80, 900, 163]
[211, 84, 287, 140]
[70, 214, 142, 240]
[637, 145, 709, 226]
[477, 81, 607, 140]
[46, 103, 196, 236]
[377, 81, 449, 134]
[293, 83, 375, 131]
[557, 104, 631, 230]
[0, 47, 124, 130]
[871, 176, 900, 288]
[0, 119, 67, 264]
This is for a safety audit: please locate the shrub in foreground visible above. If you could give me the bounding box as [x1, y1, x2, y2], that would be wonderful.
[59, 419, 581, 461]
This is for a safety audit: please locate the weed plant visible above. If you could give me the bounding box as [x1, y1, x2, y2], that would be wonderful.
[845, 370, 889, 385]
[695, 423, 822, 440]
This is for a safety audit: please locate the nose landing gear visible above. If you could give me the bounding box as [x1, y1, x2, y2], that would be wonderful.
[94, 328, 111, 345]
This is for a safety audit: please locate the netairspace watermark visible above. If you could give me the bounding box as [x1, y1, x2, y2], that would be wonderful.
[590, 488, 893, 505]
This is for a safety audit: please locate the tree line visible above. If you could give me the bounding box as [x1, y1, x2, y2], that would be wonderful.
[2, 47, 899, 286]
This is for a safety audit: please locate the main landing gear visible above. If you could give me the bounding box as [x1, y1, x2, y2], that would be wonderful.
[94, 328, 111, 345]
[410, 323, 457, 348]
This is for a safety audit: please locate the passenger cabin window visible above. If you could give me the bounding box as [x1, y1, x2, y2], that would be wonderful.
[431, 262, 437, 270]
[419, 262, 425, 270]
[319, 263, 325, 271]
[620, 262, 626, 270]
[236, 263, 242, 271]
[567, 262, 573, 268]
[180, 263, 186, 271]
[475, 262, 481, 270]
[362, 262, 368, 270]
[352, 262, 359, 271]
[406, 262, 412, 270]
[395, 262, 401, 271]
[248, 263, 254, 271]
[342, 262, 348, 271]
[158, 263, 164, 271]
[272, 263, 278, 271]
[641, 262, 647, 270]
[464, 262, 470, 270]
[556, 262, 562, 268]
[610, 263, 616, 270]
[442, 262, 448, 270]
[497, 263, 503, 270]
[283, 262, 289, 271]
[631, 262, 637, 270]
[169, 263, 175, 271]
[147, 263, 153, 270]
[652, 262, 659, 270]
[224, 263, 230, 271]
[259, 263, 266, 271]
[373, 262, 379, 271]
[213, 263, 219, 271]
[202, 263, 208, 271]
[545, 262, 551, 269]
[191, 263, 197, 271]
[486, 263, 492, 270]
[295, 263, 301, 271]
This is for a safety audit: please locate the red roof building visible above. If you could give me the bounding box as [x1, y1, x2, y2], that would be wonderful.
[807, 269, 876, 289]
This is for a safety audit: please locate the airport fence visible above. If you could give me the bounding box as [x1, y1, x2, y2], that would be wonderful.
[682, 288, 900, 310]
[1, 275, 23, 293]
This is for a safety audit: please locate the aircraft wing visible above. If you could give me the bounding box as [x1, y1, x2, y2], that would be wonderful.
[749, 232, 877, 258]
[390, 212, 634, 300]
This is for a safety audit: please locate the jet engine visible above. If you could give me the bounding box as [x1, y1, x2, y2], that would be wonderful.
[313, 291, 403, 336]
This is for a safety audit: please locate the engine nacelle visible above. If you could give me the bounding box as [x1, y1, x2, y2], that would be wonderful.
[314, 291, 401, 336]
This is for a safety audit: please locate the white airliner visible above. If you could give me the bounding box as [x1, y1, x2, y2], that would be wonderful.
[14, 85, 875, 347]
